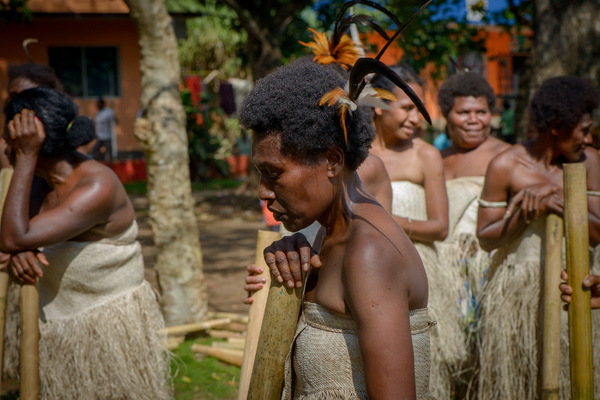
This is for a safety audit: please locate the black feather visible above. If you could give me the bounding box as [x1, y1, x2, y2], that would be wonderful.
[336, 15, 390, 42]
[333, 0, 402, 45]
[375, 0, 432, 60]
[348, 58, 432, 125]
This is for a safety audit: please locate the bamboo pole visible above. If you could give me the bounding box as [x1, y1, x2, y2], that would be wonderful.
[563, 163, 594, 399]
[238, 230, 281, 400]
[20, 280, 39, 400]
[247, 240, 306, 400]
[0, 168, 14, 388]
[541, 213, 563, 400]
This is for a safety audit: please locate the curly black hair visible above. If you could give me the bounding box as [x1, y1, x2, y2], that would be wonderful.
[239, 60, 375, 171]
[4, 87, 96, 156]
[529, 76, 600, 134]
[370, 64, 423, 97]
[438, 71, 496, 117]
[7, 63, 63, 92]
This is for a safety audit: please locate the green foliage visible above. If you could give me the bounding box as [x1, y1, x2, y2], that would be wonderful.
[386, 0, 487, 80]
[181, 86, 230, 182]
[171, 338, 240, 400]
[0, 0, 31, 24]
[178, 0, 248, 78]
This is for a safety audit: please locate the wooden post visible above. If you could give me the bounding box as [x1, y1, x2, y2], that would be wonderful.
[541, 213, 563, 400]
[247, 237, 305, 400]
[0, 168, 14, 388]
[20, 281, 39, 400]
[564, 163, 594, 399]
[238, 230, 281, 400]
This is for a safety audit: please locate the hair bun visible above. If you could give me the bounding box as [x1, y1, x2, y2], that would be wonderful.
[66, 116, 96, 149]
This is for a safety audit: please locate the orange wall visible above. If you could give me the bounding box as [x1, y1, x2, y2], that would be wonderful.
[0, 17, 142, 151]
[485, 28, 512, 95]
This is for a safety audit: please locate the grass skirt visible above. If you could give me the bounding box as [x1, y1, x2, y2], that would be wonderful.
[478, 219, 600, 400]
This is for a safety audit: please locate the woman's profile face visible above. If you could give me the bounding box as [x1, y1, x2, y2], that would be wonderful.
[555, 112, 593, 162]
[251, 132, 334, 232]
[446, 96, 492, 150]
[375, 83, 424, 144]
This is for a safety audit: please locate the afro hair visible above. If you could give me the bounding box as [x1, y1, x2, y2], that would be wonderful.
[529, 76, 600, 134]
[239, 60, 375, 171]
[438, 71, 496, 117]
[4, 87, 96, 156]
[370, 64, 423, 97]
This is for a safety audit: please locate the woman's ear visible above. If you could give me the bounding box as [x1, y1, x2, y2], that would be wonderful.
[324, 146, 344, 178]
[373, 107, 384, 117]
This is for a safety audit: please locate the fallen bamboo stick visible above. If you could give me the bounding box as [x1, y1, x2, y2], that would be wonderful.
[212, 340, 245, 351]
[247, 248, 306, 399]
[564, 163, 594, 399]
[191, 344, 243, 367]
[541, 213, 563, 400]
[212, 321, 247, 333]
[238, 230, 281, 400]
[20, 281, 39, 400]
[163, 318, 231, 336]
[207, 329, 245, 340]
[206, 311, 249, 324]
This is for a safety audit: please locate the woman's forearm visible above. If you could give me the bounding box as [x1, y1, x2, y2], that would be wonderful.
[0, 155, 36, 252]
[477, 213, 527, 252]
[393, 215, 448, 242]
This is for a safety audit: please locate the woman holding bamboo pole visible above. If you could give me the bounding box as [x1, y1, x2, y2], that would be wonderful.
[240, 59, 434, 399]
[476, 76, 600, 400]
[1, 87, 170, 399]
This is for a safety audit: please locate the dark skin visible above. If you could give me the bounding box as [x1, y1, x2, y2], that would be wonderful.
[371, 85, 448, 242]
[441, 96, 510, 181]
[477, 113, 600, 252]
[249, 132, 428, 399]
[559, 271, 600, 310]
[0, 109, 134, 283]
[245, 153, 392, 292]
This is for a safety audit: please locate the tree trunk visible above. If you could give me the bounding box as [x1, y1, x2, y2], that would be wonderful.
[516, 0, 600, 139]
[125, 0, 207, 326]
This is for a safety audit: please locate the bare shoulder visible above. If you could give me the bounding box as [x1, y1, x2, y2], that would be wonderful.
[485, 135, 511, 155]
[346, 211, 418, 274]
[358, 153, 387, 179]
[486, 143, 521, 175]
[344, 213, 427, 307]
[414, 138, 443, 162]
[72, 158, 128, 202]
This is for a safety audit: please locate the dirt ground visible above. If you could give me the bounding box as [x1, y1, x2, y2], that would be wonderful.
[132, 188, 270, 317]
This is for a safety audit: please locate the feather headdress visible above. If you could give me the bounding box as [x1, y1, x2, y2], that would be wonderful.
[319, 1, 433, 143]
[299, 0, 403, 70]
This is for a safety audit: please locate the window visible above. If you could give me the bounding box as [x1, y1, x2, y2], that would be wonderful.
[48, 46, 120, 98]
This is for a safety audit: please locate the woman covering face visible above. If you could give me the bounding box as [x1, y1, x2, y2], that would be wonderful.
[1, 87, 170, 399]
[240, 60, 433, 399]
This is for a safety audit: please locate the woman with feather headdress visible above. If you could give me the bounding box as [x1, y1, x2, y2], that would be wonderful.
[240, 54, 435, 400]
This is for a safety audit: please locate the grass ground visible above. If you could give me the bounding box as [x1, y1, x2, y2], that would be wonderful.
[172, 338, 241, 400]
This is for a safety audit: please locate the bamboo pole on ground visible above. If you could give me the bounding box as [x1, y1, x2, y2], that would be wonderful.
[563, 163, 594, 399]
[191, 344, 243, 367]
[247, 239, 306, 400]
[238, 230, 281, 400]
[20, 280, 39, 400]
[541, 213, 563, 400]
[0, 168, 14, 388]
